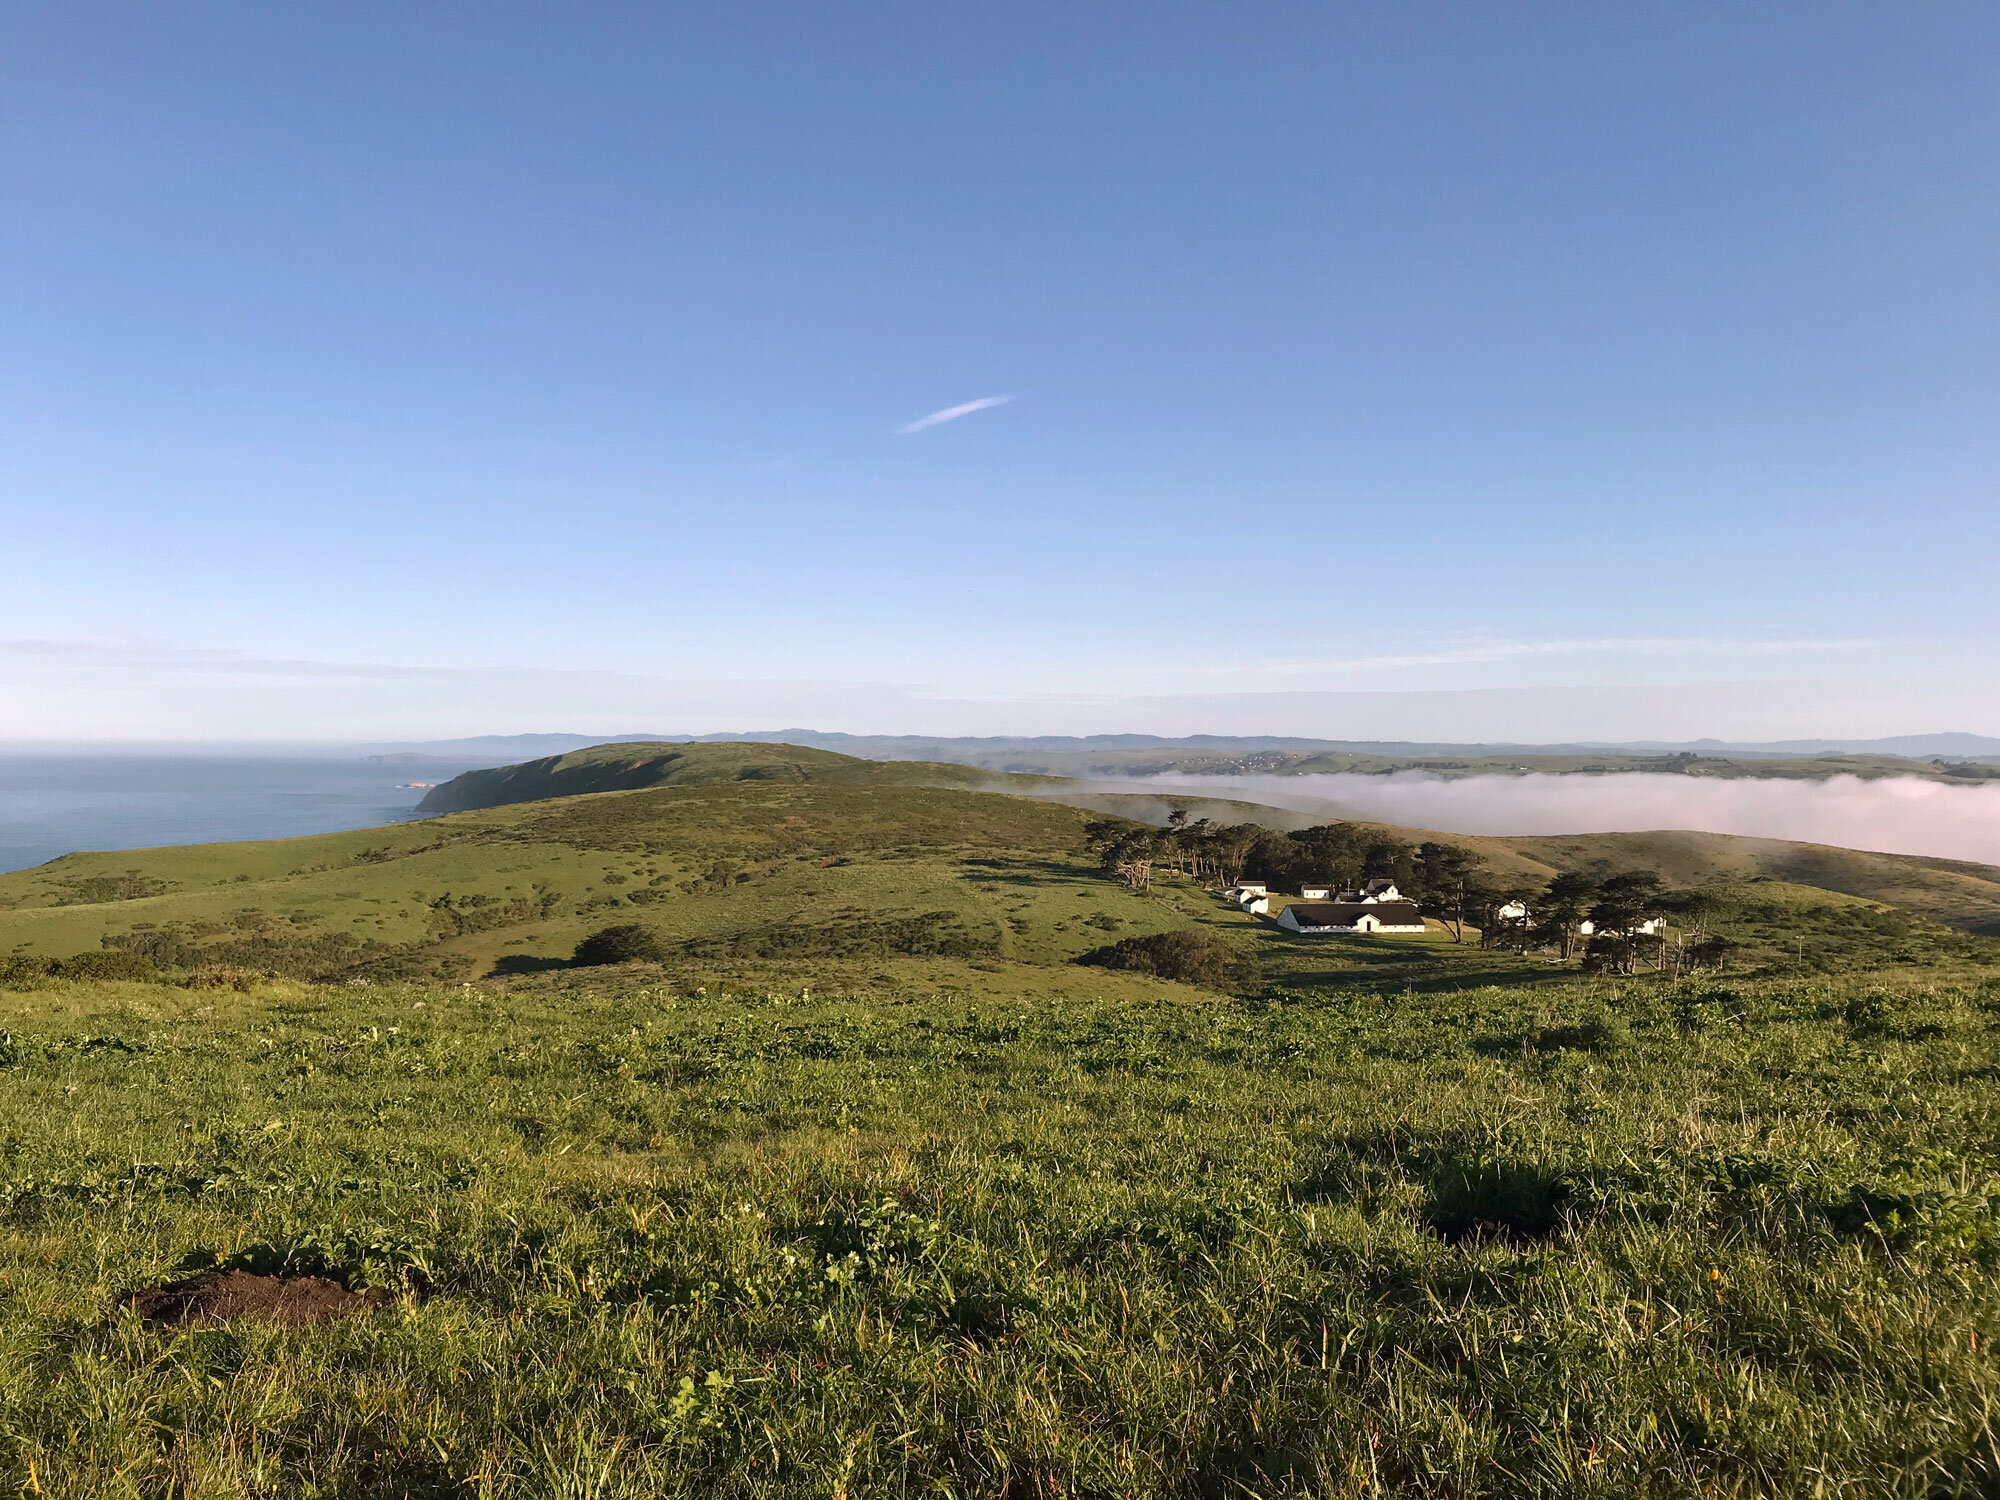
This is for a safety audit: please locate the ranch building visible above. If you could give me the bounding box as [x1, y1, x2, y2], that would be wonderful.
[1277, 900, 1428, 935]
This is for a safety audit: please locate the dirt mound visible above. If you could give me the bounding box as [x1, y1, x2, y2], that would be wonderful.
[119, 1269, 391, 1327]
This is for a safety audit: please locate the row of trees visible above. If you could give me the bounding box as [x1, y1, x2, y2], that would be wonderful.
[1493, 869, 1734, 975]
[1083, 813, 1737, 975]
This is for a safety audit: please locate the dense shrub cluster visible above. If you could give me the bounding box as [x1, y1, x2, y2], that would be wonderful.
[572, 924, 669, 967]
[0, 950, 158, 984]
[1075, 929, 1260, 991]
[48, 874, 175, 906]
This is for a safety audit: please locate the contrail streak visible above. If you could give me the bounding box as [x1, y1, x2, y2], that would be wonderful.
[897, 395, 1014, 434]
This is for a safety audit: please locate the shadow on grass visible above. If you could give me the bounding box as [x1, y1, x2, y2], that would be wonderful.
[959, 856, 1089, 885]
[1274, 963, 1565, 996]
[489, 954, 570, 977]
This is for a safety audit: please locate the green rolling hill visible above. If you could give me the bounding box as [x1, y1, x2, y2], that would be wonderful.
[414, 740, 1050, 814]
[2, 741, 1997, 991]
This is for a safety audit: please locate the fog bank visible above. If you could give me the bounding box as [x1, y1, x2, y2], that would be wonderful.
[1125, 772, 2000, 865]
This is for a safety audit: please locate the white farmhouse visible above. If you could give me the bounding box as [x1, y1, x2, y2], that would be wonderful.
[1333, 879, 1403, 904]
[1578, 917, 1663, 937]
[1495, 900, 1530, 922]
[1300, 882, 1335, 900]
[1277, 900, 1428, 935]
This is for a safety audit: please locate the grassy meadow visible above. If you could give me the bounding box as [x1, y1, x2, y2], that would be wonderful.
[0, 959, 1997, 1496]
[2, 751, 1999, 1494]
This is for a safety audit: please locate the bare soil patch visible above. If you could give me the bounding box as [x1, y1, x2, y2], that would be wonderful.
[119, 1270, 391, 1327]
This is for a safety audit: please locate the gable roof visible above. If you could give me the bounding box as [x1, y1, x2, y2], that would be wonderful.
[1285, 901, 1426, 927]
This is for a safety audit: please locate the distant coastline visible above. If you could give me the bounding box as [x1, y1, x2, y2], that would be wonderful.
[0, 755, 484, 874]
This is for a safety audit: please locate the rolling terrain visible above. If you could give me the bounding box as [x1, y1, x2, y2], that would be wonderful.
[423, 742, 2000, 936]
[414, 740, 1051, 814]
[383, 729, 2000, 780]
[3, 743, 2000, 1492]
[3, 744, 1998, 993]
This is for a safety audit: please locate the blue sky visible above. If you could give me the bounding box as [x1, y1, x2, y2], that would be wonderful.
[3, 3, 1996, 741]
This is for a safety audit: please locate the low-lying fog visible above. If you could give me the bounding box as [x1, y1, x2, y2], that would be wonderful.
[1098, 772, 2000, 866]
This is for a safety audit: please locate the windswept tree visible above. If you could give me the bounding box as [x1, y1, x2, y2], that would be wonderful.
[1583, 871, 1669, 973]
[1157, 815, 1212, 879]
[1084, 820, 1161, 892]
[1476, 884, 1538, 951]
[1361, 838, 1418, 898]
[1201, 824, 1263, 888]
[1285, 822, 1369, 892]
[1589, 871, 1666, 934]
[1686, 932, 1740, 974]
[1534, 871, 1598, 960]
[1657, 886, 1725, 977]
[1415, 841, 1483, 943]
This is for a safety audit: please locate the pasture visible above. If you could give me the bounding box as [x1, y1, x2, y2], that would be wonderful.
[0, 959, 1995, 1496]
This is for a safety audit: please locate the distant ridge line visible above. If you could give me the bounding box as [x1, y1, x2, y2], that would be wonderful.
[366, 729, 2000, 764]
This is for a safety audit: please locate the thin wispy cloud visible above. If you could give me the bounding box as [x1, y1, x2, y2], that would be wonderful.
[897, 395, 1014, 434]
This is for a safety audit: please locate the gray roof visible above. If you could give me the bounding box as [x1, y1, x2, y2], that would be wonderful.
[1287, 901, 1425, 927]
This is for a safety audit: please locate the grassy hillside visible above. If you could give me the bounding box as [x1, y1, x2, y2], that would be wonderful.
[6, 755, 2000, 1000]
[0, 961, 1995, 1494]
[1058, 793, 2000, 937]
[4, 753, 1999, 1490]
[1485, 831, 2000, 938]
[0, 781, 1149, 981]
[396, 742, 2000, 938]
[416, 740, 1049, 814]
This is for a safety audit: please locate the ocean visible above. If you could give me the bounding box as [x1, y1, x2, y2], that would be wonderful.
[0, 756, 485, 874]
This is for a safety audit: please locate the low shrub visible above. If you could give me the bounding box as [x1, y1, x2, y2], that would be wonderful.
[1531, 1007, 1634, 1054]
[572, 923, 668, 967]
[1075, 929, 1260, 991]
[3, 951, 163, 985]
[56, 951, 159, 982]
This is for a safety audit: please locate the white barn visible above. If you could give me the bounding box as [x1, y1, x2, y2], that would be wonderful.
[1277, 900, 1428, 935]
[1579, 916, 1663, 937]
[1332, 879, 1403, 904]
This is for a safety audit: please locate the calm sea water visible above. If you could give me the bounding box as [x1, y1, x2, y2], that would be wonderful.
[0, 757, 484, 874]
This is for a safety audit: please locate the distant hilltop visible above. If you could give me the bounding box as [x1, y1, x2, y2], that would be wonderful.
[376, 729, 2000, 784]
[371, 729, 2000, 767]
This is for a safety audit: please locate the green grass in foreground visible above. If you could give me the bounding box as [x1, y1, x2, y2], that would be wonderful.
[0, 963, 1997, 1496]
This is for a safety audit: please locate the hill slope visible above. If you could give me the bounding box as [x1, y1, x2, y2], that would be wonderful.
[409, 742, 2000, 939]
[4, 746, 1997, 992]
[4, 779, 1300, 987]
[1059, 792, 2000, 935]
[415, 740, 1047, 814]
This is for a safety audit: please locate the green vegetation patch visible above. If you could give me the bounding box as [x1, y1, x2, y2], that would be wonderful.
[0, 967, 1995, 1494]
[1075, 928, 1261, 992]
[680, 908, 999, 962]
